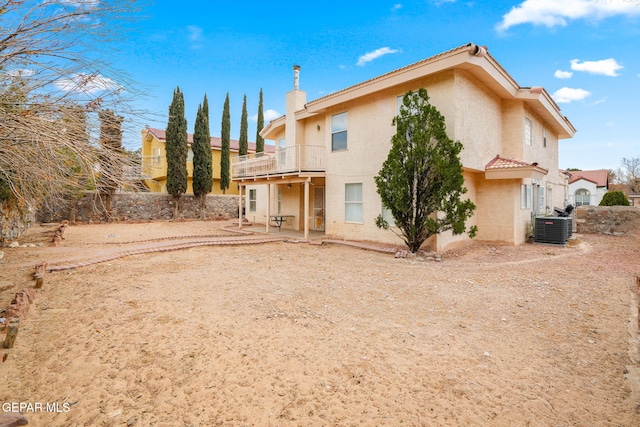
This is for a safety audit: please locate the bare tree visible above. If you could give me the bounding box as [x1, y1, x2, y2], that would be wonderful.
[617, 157, 640, 194]
[0, 0, 146, 208]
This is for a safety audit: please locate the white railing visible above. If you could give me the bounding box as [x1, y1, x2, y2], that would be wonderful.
[232, 145, 325, 179]
[141, 155, 165, 178]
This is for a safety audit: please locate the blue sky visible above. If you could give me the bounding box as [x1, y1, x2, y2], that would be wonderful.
[111, 0, 639, 171]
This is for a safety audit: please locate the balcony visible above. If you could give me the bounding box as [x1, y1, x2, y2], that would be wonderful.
[141, 155, 166, 179]
[232, 144, 325, 180]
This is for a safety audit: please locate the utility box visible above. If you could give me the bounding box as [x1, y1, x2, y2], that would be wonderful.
[535, 217, 571, 245]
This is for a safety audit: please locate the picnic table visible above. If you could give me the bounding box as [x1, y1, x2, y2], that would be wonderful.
[270, 215, 294, 231]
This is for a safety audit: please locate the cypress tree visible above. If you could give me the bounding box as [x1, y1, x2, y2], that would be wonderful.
[256, 88, 265, 153]
[192, 94, 213, 217]
[239, 94, 248, 156]
[166, 86, 188, 218]
[220, 93, 231, 194]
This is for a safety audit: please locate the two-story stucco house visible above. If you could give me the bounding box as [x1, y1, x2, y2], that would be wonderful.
[232, 43, 576, 251]
[141, 127, 272, 195]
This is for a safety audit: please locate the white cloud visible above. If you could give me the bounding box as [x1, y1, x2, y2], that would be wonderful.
[551, 87, 591, 103]
[7, 69, 35, 77]
[187, 25, 203, 42]
[606, 121, 615, 127]
[250, 109, 281, 123]
[554, 70, 573, 79]
[570, 58, 622, 76]
[496, 0, 640, 32]
[59, 0, 100, 8]
[391, 3, 402, 11]
[357, 47, 400, 66]
[55, 73, 120, 94]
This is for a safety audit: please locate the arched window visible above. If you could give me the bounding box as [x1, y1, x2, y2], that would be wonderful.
[575, 188, 591, 206]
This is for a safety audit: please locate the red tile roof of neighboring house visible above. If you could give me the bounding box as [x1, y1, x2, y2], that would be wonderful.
[566, 169, 609, 187]
[145, 128, 274, 153]
[485, 155, 537, 170]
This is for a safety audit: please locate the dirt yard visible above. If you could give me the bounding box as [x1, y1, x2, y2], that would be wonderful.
[0, 220, 639, 426]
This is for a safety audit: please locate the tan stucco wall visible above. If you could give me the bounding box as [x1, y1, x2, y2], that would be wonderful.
[252, 67, 570, 250]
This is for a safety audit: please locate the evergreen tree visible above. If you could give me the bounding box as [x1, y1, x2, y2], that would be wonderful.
[375, 89, 477, 253]
[256, 89, 265, 153]
[599, 191, 630, 206]
[220, 93, 231, 194]
[192, 94, 213, 217]
[239, 94, 248, 156]
[166, 87, 188, 218]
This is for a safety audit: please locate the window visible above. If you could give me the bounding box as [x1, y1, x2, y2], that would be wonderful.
[248, 189, 257, 212]
[543, 128, 547, 148]
[331, 112, 348, 151]
[524, 118, 532, 146]
[546, 187, 552, 214]
[575, 189, 591, 206]
[345, 183, 362, 223]
[381, 204, 395, 227]
[277, 187, 282, 214]
[277, 139, 286, 166]
[521, 184, 532, 209]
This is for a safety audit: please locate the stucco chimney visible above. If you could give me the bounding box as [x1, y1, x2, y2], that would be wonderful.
[285, 65, 306, 147]
[293, 65, 300, 90]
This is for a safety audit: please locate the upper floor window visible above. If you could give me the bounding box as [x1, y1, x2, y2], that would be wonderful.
[524, 118, 532, 146]
[331, 112, 348, 151]
[543, 128, 547, 148]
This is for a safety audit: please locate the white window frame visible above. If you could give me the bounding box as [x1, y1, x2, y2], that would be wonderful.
[521, 184, 532, 209]
[575, 188, 591, 206]
[381, 204, 395, 227]
[331, 112, 348, 151]
[524, 118, 532, 146]
[248, 189, 257, 212]
[345, 183, 363, 223]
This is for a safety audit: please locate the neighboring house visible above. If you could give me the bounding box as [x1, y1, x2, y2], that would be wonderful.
[232, 43, 576, 251]
[140, 127, 272, 195]
[566, 170, 609, 206]
[629, 194, 640, 207]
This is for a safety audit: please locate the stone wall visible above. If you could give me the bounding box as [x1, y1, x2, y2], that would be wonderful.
[38, 192, 241, 223]
[1, 201, 35, 246]
[575, 205, 640, 236]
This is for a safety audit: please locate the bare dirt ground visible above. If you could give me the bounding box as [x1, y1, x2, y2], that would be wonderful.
[1, 220, 639, 426]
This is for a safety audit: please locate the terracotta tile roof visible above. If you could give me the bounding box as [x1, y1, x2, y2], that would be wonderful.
[566, 169, 609, 187]
[145, 128, 274, 153]
[485, 155, 537, 170]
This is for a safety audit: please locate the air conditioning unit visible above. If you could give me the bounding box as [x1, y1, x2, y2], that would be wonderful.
[535, 217, 571, 245]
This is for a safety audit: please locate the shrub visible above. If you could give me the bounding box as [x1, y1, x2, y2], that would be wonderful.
[599, 191, 630, 206]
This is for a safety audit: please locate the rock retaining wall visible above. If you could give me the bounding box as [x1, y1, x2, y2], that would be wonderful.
[38, 192, 241, 223]
[1, 202, 35, 246]
[575, 205, 640, 236]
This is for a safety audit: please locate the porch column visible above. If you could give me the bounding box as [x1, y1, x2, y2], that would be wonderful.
[304, 180, 309, 240]
[266, 183, 271, 233]
[238, 184, 243, 229]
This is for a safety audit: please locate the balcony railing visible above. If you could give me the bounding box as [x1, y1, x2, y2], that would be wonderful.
[232, 144, 325, 179]
[141, 155, 166, 179]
